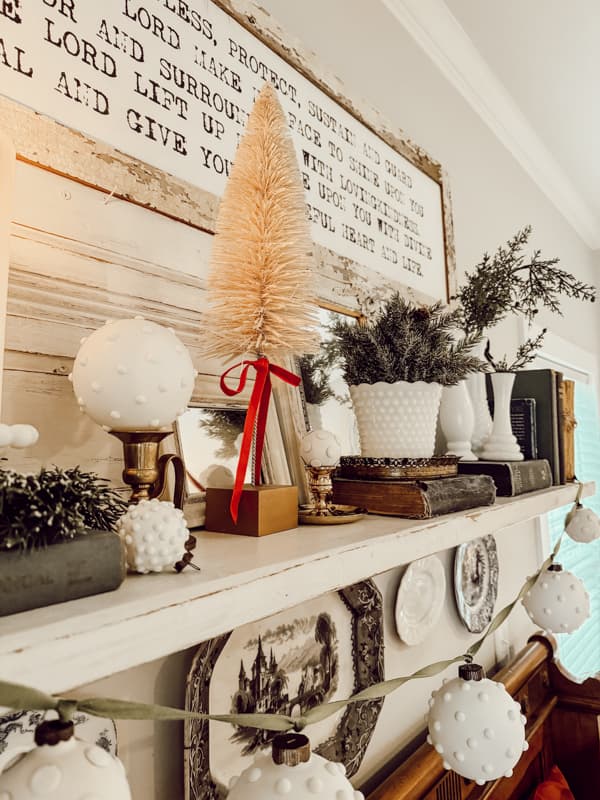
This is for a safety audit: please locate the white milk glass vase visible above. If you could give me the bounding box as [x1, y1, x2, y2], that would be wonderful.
[439, 381, 477, 460]
[465, 339, 492, 456]
[349, 380, 442, 458]
[480, 372, 523, 461]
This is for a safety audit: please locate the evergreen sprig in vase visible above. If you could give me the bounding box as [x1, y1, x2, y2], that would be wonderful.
[330, 295, 484, 459]
[480, 372, 523, 461]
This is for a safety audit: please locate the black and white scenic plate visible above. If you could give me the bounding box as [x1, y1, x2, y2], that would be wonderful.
[454, 535, 499, 633]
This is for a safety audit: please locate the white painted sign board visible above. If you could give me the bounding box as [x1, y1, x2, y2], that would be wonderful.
[0, 0, 449, 300]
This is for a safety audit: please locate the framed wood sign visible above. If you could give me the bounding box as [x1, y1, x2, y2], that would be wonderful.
[0, 0, 455, 312]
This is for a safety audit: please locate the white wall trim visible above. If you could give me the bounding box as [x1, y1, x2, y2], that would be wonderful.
[381, 0, 600, 251]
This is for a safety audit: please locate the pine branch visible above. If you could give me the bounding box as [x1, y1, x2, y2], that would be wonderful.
[330, 294, 485, 386]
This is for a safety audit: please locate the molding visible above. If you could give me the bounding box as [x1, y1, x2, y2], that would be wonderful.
[381, 0, 600, 250]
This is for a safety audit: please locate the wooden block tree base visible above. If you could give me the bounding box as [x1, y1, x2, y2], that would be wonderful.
[205, 485, 298, 536]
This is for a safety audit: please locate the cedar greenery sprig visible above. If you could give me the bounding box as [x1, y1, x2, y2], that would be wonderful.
[454, 225, 596, 336]
[0, 467, 127, 552]
[483, 329, 547, 373]
[329, 294, 484, 386]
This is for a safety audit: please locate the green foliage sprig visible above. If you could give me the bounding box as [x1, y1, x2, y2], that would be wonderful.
[0, 467, 127, 552]
[453, 226, 596, 372]
[298, 352, 335, 406]
[454, 225, 596, 336]
[329, 294, 484, 386]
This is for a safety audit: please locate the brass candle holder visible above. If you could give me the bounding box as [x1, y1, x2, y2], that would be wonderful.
[298, 465, 365, 525]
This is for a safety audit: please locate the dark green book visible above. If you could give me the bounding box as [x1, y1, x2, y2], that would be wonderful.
[512, 369, 563, 485]
[0, 531, 125, 616]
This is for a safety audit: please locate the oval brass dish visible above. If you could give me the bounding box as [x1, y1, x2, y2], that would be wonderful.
[338, 455, 459, 481]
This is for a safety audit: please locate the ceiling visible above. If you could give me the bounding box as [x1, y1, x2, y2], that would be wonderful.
[446, 0, 600, 229]
[382, 0, 600, 250]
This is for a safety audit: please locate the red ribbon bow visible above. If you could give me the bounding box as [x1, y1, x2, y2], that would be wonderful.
[220, 357, 301, 522]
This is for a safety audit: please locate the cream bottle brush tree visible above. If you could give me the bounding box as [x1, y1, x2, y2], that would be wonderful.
[202, 82, 319, 362]
[201, 83, 319, 523]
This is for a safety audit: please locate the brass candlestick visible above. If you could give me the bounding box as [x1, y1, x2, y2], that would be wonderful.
[298, 465, 365, 525]
[109, 430, 183, 505]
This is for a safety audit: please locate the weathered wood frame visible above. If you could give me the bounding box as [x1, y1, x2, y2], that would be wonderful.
[0, 0, 456, 493]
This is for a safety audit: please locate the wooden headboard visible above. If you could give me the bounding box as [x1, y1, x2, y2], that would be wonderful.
[368, 635, 600, 800]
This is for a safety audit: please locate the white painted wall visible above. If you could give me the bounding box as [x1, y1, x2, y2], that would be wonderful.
[4, 1, 599, 797]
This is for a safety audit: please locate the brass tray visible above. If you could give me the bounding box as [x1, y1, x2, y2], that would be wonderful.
[338, 455, 459, 481]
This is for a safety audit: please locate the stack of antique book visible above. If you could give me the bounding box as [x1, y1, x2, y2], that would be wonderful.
[332, 457, 496, 519]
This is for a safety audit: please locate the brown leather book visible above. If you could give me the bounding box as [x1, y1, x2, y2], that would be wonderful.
[560, 380, 576, 482]
[332, 475, 496, 519]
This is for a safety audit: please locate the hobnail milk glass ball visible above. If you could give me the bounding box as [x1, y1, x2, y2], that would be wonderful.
[0, 423, 39, 448]
[299, 429, 342, 468]
[522, 566, 590, 634]
[566, 505, 600, 543]
[227, 752, 362, 800]
[427, 675, 527, 784]
[71, 318, 196, 430]
[117, 498, 189, 574]
[0, 737, 131, 799]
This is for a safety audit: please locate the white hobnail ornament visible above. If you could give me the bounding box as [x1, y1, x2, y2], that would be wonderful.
[299, 429, 342, 467]
[0, 423, 39, 448]
[465, 339, 492, 455]
[349, 381, 442, 458]
[439, 381, 477, 460]
[117, 498, 189, 574]
[227, 752, 362, 800]
[0, 736, 131, 799]
[71, 318, 196, 430]
[522, 565, 590, 634]
[480, 372, 523, 461]
[427, 672, 527, 784]
[565, 505, 600, 543]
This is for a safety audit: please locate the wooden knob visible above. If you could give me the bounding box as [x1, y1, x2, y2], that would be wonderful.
[272, 733, 311, 766]
[458, 663, 485, 681]
[35, 720, 74, 746]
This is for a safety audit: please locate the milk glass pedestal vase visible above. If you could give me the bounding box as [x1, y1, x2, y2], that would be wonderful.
[480, 372, 523, 461]
[349, 380, 442, 458]
[465, 340, 492, 456]
[439, 381, 477, 460]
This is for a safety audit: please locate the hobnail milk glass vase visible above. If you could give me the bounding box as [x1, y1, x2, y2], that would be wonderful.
[480, 372, 523, 461]
[349, 380, 442, 458]
[465, 339, 492, 456]
[439, 381, 477, 460]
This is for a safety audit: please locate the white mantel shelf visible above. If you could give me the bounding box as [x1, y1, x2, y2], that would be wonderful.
[0, 482, 594, 694]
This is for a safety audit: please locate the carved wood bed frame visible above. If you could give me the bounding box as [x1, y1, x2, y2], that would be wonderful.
[368, 635, 600, 800]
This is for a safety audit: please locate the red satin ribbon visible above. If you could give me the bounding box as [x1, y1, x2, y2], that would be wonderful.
[220, 357, 301, 523]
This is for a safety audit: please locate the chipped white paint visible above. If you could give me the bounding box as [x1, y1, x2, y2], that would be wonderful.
[0, 482, 593, 694]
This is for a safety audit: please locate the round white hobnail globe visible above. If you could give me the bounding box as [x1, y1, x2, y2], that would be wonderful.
[349, 381, 442, 458]
[71, 318, 196, 431]
[117, 498, 189, 574]
[439, 381, 477, 460]
[427, 674, 527, 784]
[299, 429, 342, 467]
[227, 751, 362, 800]
[480, 372, 523, 461]
[0, 736, 131, 799]
[465, 339, 492, 456]
[522, 566, 590, 634]
[566, 506, 600, 543]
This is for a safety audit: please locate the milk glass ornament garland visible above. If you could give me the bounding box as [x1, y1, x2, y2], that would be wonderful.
[427, 663, 527, 785]
[0, 485, 593, 791]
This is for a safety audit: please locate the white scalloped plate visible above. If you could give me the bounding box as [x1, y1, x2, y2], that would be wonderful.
[395, 555, 446, 645]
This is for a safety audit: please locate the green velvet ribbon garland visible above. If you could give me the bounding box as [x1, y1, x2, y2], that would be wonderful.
[0, 500, 572, 733]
